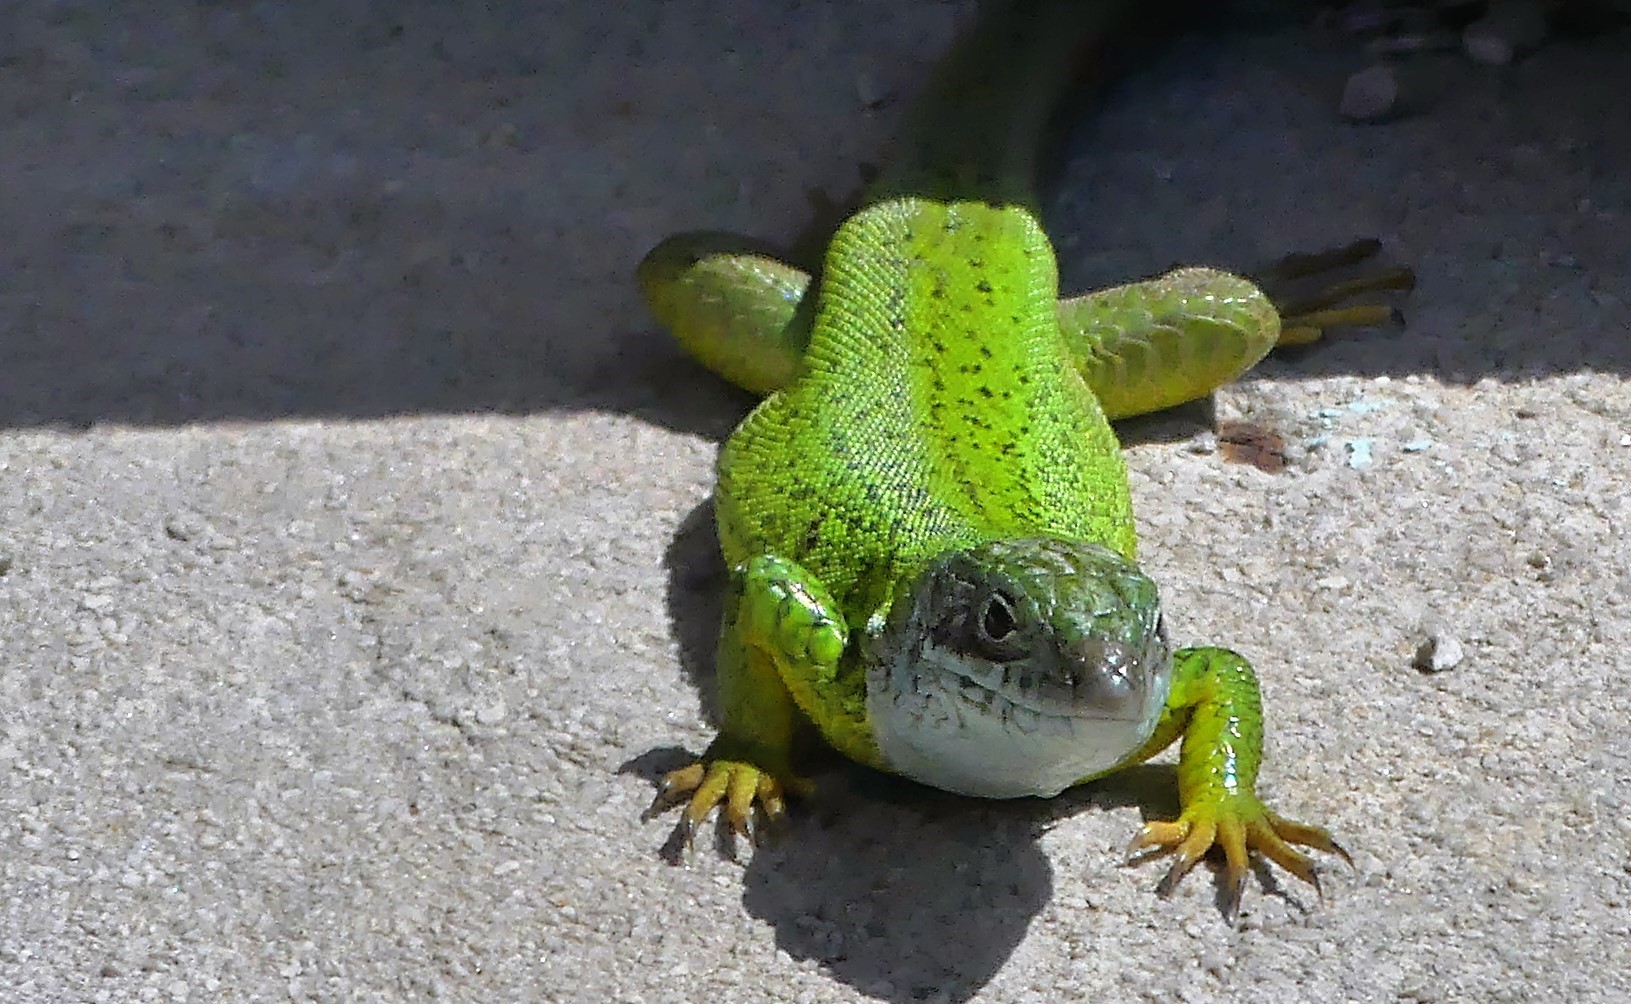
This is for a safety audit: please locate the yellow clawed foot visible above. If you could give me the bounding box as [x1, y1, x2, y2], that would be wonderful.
[1127, 798, 1352, 923]
[1258, 238, 1415, 346]
[652, 759, 811, 848]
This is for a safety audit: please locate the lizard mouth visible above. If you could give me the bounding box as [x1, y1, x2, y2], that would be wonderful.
[940, 666, 1086, 738]
[926, 639, 1152, 731]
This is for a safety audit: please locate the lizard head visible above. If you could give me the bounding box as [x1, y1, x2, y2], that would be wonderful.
[865, 537, 1172, 799]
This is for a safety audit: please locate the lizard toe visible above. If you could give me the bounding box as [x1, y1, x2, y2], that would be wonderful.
[1130, 797, 1347, 920]
[1255, 238, 1414, 346]
[652, 758, 802, 850]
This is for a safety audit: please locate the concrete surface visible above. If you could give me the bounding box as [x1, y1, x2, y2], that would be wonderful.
[1, 3, 1628, 1002]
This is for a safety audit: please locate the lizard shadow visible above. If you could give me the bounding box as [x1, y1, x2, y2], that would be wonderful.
[736, 762, 1226, 1003]
[660, 495, 732, 722]
[739, 774, 1051, 1003]
[628, 725, 1216, 1001]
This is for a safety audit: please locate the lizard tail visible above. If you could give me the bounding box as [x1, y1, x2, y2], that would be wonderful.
[864, 0, 1189, 210]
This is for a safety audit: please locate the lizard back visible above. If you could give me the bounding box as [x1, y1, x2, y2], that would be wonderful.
[716, 197, 1137, 620]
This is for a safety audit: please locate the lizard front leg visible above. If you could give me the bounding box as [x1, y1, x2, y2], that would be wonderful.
[1113, 646, 1349, 922]
[657, 554, 863, 843]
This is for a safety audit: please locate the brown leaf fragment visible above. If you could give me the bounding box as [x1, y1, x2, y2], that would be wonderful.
[1216, 420, 1288, 474]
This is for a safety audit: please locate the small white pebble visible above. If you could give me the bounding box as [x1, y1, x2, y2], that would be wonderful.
[1366, 30, 1460, 56]
[1414, 633, 1465, 673]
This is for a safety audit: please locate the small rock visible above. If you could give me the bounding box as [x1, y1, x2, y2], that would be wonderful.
[164, 512, 207, 542]
[1462, 32, 1514, 64]
[1414, 632, 1465, 673]
[1344, 438, 1375, 468]
[854, 71, 883, 110]
[1365, 30, 1461, 56]
[1340, 64, 1400, 122]
[1337, 1, 1394, 36]
[1463, 0, 1550, 65]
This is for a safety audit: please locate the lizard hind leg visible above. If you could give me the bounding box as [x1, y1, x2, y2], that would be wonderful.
[1054, 239, 1414, 420]
[636, 231, 815, 395]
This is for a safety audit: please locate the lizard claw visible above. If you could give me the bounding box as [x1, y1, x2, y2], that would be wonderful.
[1127, 798, 1348, 923]
[643, 761, 703, 823]
[652, 757, 802, 851]
[1254, 237, 1415, 346]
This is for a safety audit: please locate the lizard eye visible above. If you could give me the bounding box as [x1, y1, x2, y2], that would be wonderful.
[925, 566, 1029, 661]
[977, 590, 1020, 647]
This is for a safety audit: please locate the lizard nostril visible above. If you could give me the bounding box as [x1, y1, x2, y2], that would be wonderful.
[1064, 638, 1140, 713]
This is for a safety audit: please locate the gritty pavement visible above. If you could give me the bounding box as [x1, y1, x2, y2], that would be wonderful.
[1, 3, 1628, 1002]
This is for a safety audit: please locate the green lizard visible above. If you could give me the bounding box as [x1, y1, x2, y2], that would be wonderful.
[639, 0, 1398, 919]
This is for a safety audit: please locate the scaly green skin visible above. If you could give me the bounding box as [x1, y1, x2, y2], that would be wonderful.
[642, 0, 1352, 920]
[639, 243, 1278, 419]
